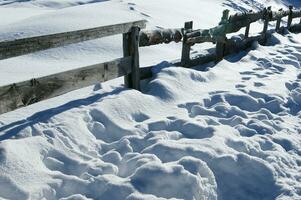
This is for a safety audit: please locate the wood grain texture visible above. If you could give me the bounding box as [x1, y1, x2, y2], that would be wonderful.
[0, 20, 146, 60]
[292, 10, 301, 18]
[287, 6, 294, 28]
[129, 26, 141, 90]
[228, 11, 264, 24]
[0, 56, 132, 114]
[139, 29, 183, 47]
[181, 21, 193, 67]
[123, 26, 141, 90]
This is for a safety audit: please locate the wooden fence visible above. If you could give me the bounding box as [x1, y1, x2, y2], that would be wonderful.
[1, 6, 301, 114]
[0, 20, 146, 114]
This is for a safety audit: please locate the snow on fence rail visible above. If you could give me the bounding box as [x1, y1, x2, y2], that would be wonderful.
[1, 6, 301, 114]
[0, 20, 146, 114]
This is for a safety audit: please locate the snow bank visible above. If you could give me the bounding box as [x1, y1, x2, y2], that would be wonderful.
[0, 0, 301, 200]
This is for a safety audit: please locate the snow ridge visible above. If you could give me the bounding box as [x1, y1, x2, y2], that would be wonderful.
[0, 0, 301, 200]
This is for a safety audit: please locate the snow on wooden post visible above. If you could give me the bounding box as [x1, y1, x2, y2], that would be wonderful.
[216, 9, 229, 62]
[139, 29, 183, 47]
[123, 26, 141, 90]
[244, 10, 252, 38]
[0, 20, 146, 60]
[181, 21, 193, 67]
[275, 9, 283, 32]
[245, 23, 250, 38]
[262, 7, 271, 44]
[287, 6, 293, 29]
[0, 57, 133, 114]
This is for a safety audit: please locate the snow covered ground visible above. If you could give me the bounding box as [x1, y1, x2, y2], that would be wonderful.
[0, 0, 301, 199]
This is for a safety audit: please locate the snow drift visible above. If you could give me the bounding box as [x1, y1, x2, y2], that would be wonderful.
[0, 0, 301, 200]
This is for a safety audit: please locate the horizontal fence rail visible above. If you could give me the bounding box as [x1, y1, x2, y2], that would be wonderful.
[0, 20, 146, 60]
[139, 29, 183, 47]
[0, 21, 146, 114]
[1, 6, 301, 114]
[0, 57, 132, 114]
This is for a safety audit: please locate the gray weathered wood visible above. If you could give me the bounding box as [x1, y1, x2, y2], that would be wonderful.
[123, 26, 141, 90]
[288, 6, 293, 28]
[0, 20, 146, 60]
[130, 27, 141, 90]
[292, 10, 301, 18]
[244, 10, 253, 38]
[271, 9, 290, 21]
[139, 29, 182, 47]
[245, 23, 250, 38]
[275, 9, 283, 32]
[262, 7, 271, 43]
[189, 52, 217, 67]
[188, 34, 270, 69]
[215, 10, 230, 62]
[228, 10, 264, 24]
[0, 57, 132, 114]
[181, 21, 193, 67]
[187, 35, 215, 45]
[276, 18, 282, 32]
[123, 32, 131, 88]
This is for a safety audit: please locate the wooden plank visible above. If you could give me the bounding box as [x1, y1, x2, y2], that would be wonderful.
[215, 10, 229, 62]
[228, 10, 264, 24]
[189, 52, 217, 67]
[271, 9, 290, 21]
[0, 20, 146, 60]
[187, 34, 269, 68]
[0, 56, 132, 114]
[186, 35, 215, 45]
[123, 26, 141, 90]
[244, 10, 253, 38]
[287, 6, 293, 29]
[275, 9, 282, 32]
[262, 7, 271, 43]
[139, 29, 183, 47]
[245, 23, 250, 38]
[123, 32, 131, 88]
[225, 34, 267, 55]
[292, 10, 301, 18]
[181, 21, 193, 67]
[129, 26, 141, 90]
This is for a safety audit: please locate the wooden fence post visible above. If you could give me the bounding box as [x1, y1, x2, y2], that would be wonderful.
[123, 26, 141, 90]
[245, 23, 250, 38]
[262, 7, 271, 44]
[287, 6, 293, 29]
[181, 21, 193, 67]
[276, 9, 282, 32]
[216, 9, 229, 62]
[245, 10, 252, 38]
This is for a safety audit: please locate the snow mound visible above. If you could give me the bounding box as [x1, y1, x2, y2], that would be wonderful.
[1, 0, 301, 199]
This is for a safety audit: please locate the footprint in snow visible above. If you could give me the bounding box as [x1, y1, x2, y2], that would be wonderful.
[254, 82, 265, 87]
[235, 84, 246, 89]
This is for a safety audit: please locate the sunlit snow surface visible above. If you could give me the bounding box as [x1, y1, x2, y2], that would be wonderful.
[0, 0, 301, 200]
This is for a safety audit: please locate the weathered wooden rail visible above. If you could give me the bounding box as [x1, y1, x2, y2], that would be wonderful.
[1, 6, 301, 114]
[0, 20, 146, 114]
